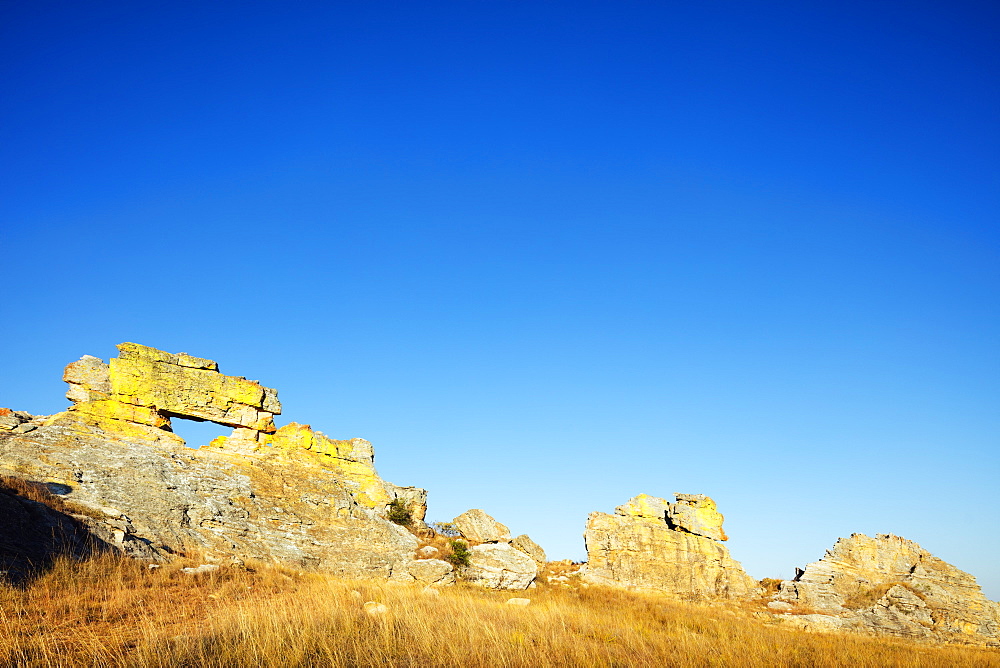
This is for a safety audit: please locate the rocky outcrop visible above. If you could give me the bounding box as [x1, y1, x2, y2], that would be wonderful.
[582, 493, 760, 600]
[58, 343, 281, 446]
[0, 343, 429, 582]
[453, 509, 511, 544]
[773, 533, 1000, 645]
[465, 543, 538, 590]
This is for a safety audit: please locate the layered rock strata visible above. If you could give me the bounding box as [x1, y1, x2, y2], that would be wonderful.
[772, 533, 1000, 645]
[0, 344, 429, 582]
[582, 493, 760, 599]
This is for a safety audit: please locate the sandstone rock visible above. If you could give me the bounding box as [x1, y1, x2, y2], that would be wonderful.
[582, 494, 760, 599]
[511, 534, 547, 565]
[666, 493, 727, 541]
[453, 509, 511, 544]
[407, 558, 455, 585]
[615, 493, 671, 521]
[465, 543, 537, 590]
[506, 598, 531, 606]
[63, 355, 111, 403]
[0, 344, 428, 583]
[385, 483, 428, 528]
[0, 410, 38, 434]
[421, 586, 441, 597]
[181, 564, 220, 575]
[418, 546, 439, 557]
[773, 533, 1000, 644]
[59, 343, 281, 444]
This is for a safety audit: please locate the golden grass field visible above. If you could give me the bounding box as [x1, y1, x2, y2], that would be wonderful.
[1, 554, 998, 667]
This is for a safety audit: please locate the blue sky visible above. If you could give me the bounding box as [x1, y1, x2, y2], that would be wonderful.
[2, 1, 998, 597]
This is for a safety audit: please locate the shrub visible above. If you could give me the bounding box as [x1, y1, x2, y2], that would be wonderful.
[759, 578, 783, 596]
[386, 498, 412, 527]
[429, 521, 460, 537]
[445, 539, 471, 568]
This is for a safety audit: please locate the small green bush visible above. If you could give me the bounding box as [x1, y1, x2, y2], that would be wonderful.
[430, 521, 460, 537]
[445, 539, 471, 568]
[387, 498, 412, 527]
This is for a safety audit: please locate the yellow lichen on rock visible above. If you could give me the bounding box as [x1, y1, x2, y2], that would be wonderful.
[109, 343, 278, 432]
[584, 494, 759, 599]
[70, 399, 170, 428]
[615, 493, 670, 520]
[44, 409, 185, 447]
[264, 423, 393, 509]
[59, 342, 282, 444]
[668, 493, 728, 542]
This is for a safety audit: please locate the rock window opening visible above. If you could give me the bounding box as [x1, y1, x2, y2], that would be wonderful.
[168, 418, 231, 449]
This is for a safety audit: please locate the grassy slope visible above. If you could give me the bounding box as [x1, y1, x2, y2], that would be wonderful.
[1, 554, 998, 667]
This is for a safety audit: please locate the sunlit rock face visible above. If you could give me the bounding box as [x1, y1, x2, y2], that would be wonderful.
[582, 493, 760, 600]
[773, 533, 1000, 644]
[0, 343, 427, 582]
[58, 342, 280, 443]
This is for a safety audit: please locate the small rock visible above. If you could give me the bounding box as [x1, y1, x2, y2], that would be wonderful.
[147, 564, 161, 570]
[181, 564, 220, 575]
[417, 546, 439, 557]
[506, 598, 531, 606]
[364, 601, 388, 615]
[421, 586, 441, 597]
[349, 590, 362, 600]
[767, 601, 793, 611]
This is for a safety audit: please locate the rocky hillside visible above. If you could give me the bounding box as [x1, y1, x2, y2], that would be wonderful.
[2, 342, 998, 647]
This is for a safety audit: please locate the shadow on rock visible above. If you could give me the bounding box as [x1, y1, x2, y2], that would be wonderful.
[0, 476, 113, 587]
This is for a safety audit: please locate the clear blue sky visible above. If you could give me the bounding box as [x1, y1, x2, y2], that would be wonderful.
[2, 1, 997, 598]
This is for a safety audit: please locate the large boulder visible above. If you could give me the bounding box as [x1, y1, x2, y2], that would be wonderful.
[583, 493, 760, 600]
[773, 533, 1000, 644]
[453, 508, 511, 544]
[464, 543, 537, 590]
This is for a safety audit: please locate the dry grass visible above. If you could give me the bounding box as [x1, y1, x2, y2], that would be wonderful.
[1, 555, 997, 667]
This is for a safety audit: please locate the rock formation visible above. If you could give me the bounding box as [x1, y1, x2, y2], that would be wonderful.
[511, 534, 547, 565]
[451, 508, 540, 589]
[0, 343, 428, 582]
[772, 533, 1000, 645]
[582, 493, 760, 599]
[453, 508, 511, 544]
[465, 543, 538, 590]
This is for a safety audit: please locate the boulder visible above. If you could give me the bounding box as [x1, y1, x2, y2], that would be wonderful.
[465, 543, 537, 590]
[453, 509, 511, 544]
[582, 494, 760, 600]
[406, 558, 455, 585]
[773, 533, 1000, 644]
[511, 534, 547, 565]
